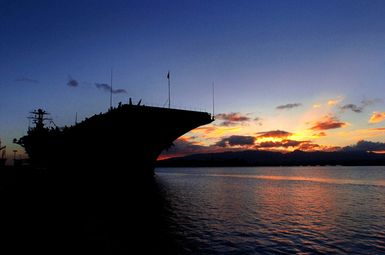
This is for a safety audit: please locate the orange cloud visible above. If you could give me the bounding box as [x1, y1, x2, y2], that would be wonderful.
[309, 115, 347, 131]
[254, 139, 340, 152]
[369, 112, 385, 124]
[191, 125, 242, 138]
[327, 97, 342, 106]
[297, 142, 320, 151]
[192, 126, 217, 134]
[313, 132, 326, 137]
[256, 130, 292, 139]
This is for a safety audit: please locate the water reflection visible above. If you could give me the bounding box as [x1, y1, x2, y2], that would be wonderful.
[157, 166, 385, 254]
[163, 170, 385, 186]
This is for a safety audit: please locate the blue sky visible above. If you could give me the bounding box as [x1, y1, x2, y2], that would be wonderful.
[1, 0, 385, 158]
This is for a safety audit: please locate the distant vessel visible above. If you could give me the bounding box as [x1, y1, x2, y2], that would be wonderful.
[14, 103, 213, 176]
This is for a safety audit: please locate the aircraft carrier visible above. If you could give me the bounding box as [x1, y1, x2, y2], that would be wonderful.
[14, 103, 213, 177]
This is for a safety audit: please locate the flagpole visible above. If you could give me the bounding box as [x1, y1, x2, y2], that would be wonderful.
[212, 82, 215, 119]
[168, 71, 171, 108]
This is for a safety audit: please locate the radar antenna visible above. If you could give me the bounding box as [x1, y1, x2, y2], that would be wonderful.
[28, 109, 52, 130]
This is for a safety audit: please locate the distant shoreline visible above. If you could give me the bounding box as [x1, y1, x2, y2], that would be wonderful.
[157, 150, 385, 168]
[157, 162, 385, 168]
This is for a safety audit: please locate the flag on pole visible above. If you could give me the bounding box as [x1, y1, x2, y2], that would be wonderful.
[167, 71, 171, 108]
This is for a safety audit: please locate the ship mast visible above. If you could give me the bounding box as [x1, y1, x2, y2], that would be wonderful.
[29, 109, 51, 130]
[110, 68, 113, 110]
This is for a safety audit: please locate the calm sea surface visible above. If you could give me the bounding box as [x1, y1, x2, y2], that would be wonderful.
[155, 166, 385, 254]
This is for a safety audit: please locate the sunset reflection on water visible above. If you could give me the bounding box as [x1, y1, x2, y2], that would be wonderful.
[157, 166, 385, 254]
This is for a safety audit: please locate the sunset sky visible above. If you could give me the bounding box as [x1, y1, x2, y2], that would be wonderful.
[1, 0, 385, 159]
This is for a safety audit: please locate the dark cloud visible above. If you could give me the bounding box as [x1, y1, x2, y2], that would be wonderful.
[276, 103, 302, 110]
[95, 83, 127, 94]
[216, 135, 255, 147]
[256, 130, 292, 139]
[95, 83, 111, 91]
[112, 88, 127, 94]
[256, 139, 309, 149]
[255, 141, 279, 148]
[15, 77, 38, 83]
[254, 117, 263, 126]
[67, 76, 79, 87]
[341, 140, 385, 152]
[340, 98, 383, 113]
[215, 112, 251, 126]
[340, 104, 362, 113]
[309, 116, 347, 131]
[361, 98, 382, 106]
[283, 140, 307, 147]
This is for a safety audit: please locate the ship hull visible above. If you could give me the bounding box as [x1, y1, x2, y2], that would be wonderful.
[18, 105, 213, 176]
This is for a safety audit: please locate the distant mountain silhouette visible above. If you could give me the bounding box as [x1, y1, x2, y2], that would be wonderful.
[157, 150, 385, 167]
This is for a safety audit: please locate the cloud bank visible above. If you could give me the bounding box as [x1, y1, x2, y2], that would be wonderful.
[341, 140, 385, 152]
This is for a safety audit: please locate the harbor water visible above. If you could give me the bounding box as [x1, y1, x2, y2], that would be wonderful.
[2, 166, 384, 254]
[155, 166, 385, 254]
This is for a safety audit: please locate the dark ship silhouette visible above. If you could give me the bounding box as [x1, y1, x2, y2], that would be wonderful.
[6, 102, 213, 254]
[14, 103, 213, 176]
